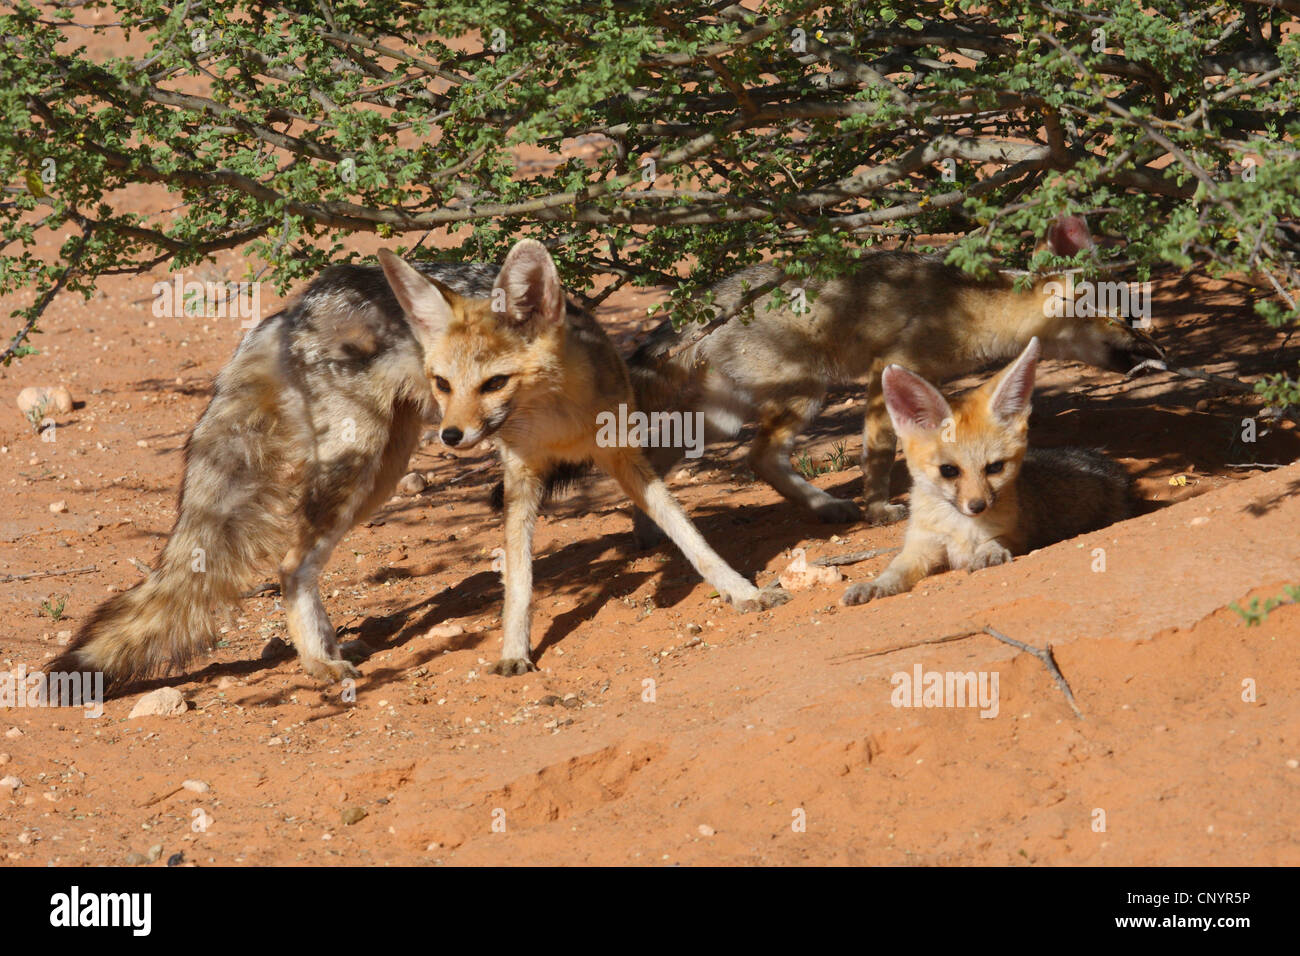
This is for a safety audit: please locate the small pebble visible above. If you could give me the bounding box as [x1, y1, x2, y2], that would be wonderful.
[424, 622, 464, 640]
[182, 779, 210, 794]
[128, 687, 187, 718]
[396, 472, 427, 496]
[341, 807, 367, 825]
[16, 385, 73, 416]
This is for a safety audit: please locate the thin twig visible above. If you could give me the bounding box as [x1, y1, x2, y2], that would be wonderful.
[0, 565, 97, 584]
[439, 459, 498, 486]
[829, 623, 1085, 719]
[1125, 358, 1260, 393]
[811, 546, 899, 567]
[2, 224, 95, 364]
[829, 627, 983, 662]
[983, 626, 1084, 720]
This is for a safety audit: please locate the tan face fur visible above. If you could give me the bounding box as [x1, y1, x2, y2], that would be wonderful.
[886, 338, 1040, 518]
[378, 241, 565, 450]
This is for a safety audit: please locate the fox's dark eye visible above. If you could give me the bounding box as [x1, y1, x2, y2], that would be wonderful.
[433, 376, 451, 393]
[480, 374, 510, 393]
[985, 461, 1005, 475]
[939, 464, 960, 479]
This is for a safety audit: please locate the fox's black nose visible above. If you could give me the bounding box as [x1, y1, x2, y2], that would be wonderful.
[968, 499, 987, 514]
[441, 427, 464, 447]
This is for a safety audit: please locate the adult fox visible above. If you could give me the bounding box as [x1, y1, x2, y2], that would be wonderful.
[50, 241, 786, 688]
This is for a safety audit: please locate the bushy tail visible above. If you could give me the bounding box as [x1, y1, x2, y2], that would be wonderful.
[47, 326, 296, 689]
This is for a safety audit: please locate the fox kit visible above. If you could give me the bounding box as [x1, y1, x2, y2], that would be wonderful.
[627, 215, 1159, 544]
[48, 255, 514, 689]
[840, 337, 1132, 605]
[377, 241, 788, 675]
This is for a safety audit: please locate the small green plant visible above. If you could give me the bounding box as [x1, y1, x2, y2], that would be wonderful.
[23, 397, 49, 433]
[39, 593, 66, 621]
[794, 452, 827, 480]
[795, 442, 853, 479]
[1229, 586, 1300, 626]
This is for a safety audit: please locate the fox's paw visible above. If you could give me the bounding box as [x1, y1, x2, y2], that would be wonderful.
[301, 657, 361, 683]
[489, 657, 537, 676]
[811, 498, 862, 524]
[730, 586, 792, 613]
[840, 578, 901, 606]
[865, 501, 908, 525]
[969, 543, 1013, 571]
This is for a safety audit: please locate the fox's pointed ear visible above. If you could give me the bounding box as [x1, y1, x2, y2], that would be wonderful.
[1045, 214, 1095, 258]
[882, 364, 952, 436]
[988, 337, 1041, 421]
[492, 239, 564, 334]
[378, 249, 455, 347]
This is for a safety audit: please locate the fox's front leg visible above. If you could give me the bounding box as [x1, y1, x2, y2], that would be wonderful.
[968, 538, 1014, 571]
[841, 533, 945, 606]
[601, 449, 790, 612]
[490, 454, 544, 675]
[861, 367, 908, 525]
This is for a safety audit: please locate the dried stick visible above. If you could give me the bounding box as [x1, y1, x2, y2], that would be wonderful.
[1125, 358, 1259, 394]
[829, 627, 983, 662]
[0, 565, 97, 583]
[983, 626, 1084, 720]
[830, 624, 1085, 719]
[811, 546, 899, 567]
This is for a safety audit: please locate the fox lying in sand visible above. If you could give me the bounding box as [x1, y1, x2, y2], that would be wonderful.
[840, 337, 1133, 605]
[49, 240, 786, 689]
[625, 215, 1159, 545]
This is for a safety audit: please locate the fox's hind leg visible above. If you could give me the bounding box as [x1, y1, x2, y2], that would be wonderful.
[750, 397, 861, 524]
[631, 442, 681, 550]
[280, 400, 423, 682]
[860, 366, 907, 525]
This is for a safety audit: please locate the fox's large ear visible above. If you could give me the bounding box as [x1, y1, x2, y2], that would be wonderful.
[492, 239, 564, 334]
[987, 337, 1041, 421]
[378, 249, 455, 348]
[882, 364, 952, 436]
[1044, 214, 1095, 258]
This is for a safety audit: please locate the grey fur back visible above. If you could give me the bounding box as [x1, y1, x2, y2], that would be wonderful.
[1019, 447, 1133, 551]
